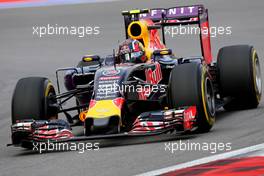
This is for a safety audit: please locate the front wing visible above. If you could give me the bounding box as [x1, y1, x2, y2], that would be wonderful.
[9, 106, 197, 147]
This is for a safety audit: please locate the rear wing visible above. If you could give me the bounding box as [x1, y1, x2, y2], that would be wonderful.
[122, 5, 213, 64]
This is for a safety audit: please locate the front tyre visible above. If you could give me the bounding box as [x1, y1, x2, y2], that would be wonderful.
[12, 77, 58, 124]
[168, 63, 216, 132]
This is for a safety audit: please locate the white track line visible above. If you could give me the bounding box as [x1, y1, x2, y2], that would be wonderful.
[136, 143, 264, 176]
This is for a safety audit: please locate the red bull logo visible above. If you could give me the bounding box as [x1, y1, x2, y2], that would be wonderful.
[145, 63, 162, 84]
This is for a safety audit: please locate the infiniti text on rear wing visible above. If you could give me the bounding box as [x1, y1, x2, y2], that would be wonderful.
[139, 5, 201, 22]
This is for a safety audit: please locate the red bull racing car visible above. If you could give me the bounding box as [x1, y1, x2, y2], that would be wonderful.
[9, 5, 262, 148]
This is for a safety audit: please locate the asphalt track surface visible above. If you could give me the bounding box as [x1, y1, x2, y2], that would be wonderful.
[0, 0, 264, 176]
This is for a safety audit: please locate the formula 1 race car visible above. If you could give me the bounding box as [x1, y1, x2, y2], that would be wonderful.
[9, 5, 262, 148]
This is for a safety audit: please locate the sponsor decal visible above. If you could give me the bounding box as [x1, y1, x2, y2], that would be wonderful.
[183, 106, 196, 130]
[140, 6, 199, 19]
[137, 63, 163, 100]
[99, 76, 120, 80]
[95, 108, 110, 113]
[102, 69, 121, 76]
[145, 63, 162, 84]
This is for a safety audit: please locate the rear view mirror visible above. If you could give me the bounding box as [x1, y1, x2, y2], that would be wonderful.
[153, 49, 172, 56]
[82, 55, 101, 62]
[80, 55, 102, 73]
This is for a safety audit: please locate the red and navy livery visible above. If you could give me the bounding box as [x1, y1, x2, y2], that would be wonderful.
[9, 5, 261, 148]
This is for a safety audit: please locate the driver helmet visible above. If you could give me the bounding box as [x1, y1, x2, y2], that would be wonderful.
[118, 39, 146, 63]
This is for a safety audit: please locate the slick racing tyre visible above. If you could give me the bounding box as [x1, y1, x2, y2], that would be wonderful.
[217, 45, 262, 110]
[12, 77, 58, 124]
[168, 62, 216, 132]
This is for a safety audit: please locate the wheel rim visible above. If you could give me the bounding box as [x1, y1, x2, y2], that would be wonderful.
[254, 57, 262, 98]
[205, 78, 216, 116]
[45, 83, 57, 119]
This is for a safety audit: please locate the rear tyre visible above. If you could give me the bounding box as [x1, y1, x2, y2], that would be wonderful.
[12, 77, 58, 124]
[168, 63, 215, 132]
[217, 45, 262, 110]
